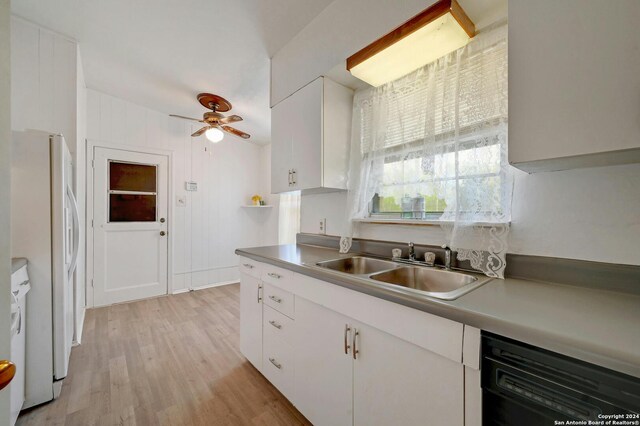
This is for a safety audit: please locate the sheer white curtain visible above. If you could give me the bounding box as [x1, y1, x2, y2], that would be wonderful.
[340, 24, 512, 278]
[279, 191, 301, 244]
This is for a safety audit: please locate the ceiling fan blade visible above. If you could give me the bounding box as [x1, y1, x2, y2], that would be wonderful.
[170, 114, 205, 123]
[218, 114, 243, 125]
[221, 125, 251, 140]
[191, 126, 209, 137]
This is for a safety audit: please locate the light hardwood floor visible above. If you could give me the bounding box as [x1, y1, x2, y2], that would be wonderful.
[17, 284, 310, 426]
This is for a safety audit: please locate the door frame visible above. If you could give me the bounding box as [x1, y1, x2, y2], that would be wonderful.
[86, 140, 174, 308]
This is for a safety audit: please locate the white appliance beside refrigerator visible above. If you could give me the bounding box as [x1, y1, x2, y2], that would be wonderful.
[10, 130, 80, 408]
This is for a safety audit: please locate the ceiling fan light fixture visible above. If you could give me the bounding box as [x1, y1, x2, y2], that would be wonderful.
[346, 0, 475, 87]
[205, 127, 224, 143]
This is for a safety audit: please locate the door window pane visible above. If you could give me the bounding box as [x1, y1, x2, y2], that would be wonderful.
[109, 194, 156, 222]
[109, 162, 157, 192]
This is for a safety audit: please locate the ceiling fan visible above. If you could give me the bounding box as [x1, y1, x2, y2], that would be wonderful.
[170, 93, 250, 143]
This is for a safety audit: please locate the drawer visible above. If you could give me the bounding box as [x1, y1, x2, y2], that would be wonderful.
[261, 265, 294, 292]
[262, 336, 294, 399]
[263, 283, 295, 319]
[238, 256, 262, 279]
[264, 305, 295, 344]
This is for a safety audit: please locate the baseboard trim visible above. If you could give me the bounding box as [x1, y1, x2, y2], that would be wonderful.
[172, 280, 239, 295]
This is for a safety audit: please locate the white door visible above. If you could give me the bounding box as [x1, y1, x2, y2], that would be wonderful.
[92, 147, 168, 306]
[293, 297, 353, 426]
[352, 322, 464, 426]
[239, 273, 262, 369]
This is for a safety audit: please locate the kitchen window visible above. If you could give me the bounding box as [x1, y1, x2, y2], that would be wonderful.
[342, 23, 512, 278]
[370, 140, 504, 221]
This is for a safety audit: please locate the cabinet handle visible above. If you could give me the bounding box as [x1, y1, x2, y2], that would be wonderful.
[291, 169, 297, 185]
[352, 328, 359, 360]
[267, 272, 282, 279]
[242, 263, 254, 269]
[257, 285, 262, 303]
[268, 295, 282, 304]
[269, 320, 282, 330]
[288, 169, 292, 186]
[269, 357, 282, 370]
[344, 324, 351, 355]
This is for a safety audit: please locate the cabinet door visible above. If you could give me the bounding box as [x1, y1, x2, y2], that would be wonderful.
[271, 96, 293, 194]
[509, 0, 640, 171]
[290, 78, 323, 191]
[353, 322, 464, 426]
[239, 273, 262, 369]
[294, 297, 353, 426]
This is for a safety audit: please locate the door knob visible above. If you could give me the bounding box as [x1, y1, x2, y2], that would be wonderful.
[160, 231, 166, 236]
[0, 360, 16, 391]
[160, 218, 165, 223]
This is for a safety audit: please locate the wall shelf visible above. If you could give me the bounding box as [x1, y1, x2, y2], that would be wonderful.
[242, 205, 273, 208]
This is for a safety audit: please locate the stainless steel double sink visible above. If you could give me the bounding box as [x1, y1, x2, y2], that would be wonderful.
[315, 256, 491, 300]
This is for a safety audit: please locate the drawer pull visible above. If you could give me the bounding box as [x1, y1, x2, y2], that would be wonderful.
[257, 285, 262, 303]
[352, 329, 359, 360]
[267, 272, 282, 279]
[269, 320, 282, 330]
[269, 357, 282, 369]
[268, 295, 283, 304]
[344, 324, 351, 355]
[242, 263, 254, 269]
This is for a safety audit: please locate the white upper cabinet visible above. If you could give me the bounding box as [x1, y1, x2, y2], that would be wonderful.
[271, 76, 353, 194]
[508, 0, 640, 173]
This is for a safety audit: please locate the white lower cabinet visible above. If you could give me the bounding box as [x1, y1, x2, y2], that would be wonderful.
[293, 296, 464, 426]
[353, 322, 464, 426]
[239, 273, 263, 370]
[293, 297, 354, 426]
[239, 259, 469, 425]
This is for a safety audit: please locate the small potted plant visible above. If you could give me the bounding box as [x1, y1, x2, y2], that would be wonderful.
[251, 195, 262, 206]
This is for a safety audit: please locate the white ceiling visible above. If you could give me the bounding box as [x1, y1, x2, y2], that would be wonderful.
[11, 0, 335, 144]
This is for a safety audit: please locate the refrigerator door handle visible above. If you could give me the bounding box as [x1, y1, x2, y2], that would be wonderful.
[67, 185, 80, 279]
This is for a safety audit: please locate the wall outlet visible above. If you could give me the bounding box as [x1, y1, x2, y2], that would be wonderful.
[176, 195, 186, 207]
[319, 218, 327, 235]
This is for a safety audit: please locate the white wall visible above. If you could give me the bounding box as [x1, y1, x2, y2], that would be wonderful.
[86, 89, 277, 297]
[11, 17, 77, 153]
[259, 144, 280, 246]
[300, 163, 640, 266]
[0, 1, 12, 424]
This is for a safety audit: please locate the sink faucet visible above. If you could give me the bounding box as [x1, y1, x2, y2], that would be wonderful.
[441, 244, 452, 270]
[408, 242, 416, 261]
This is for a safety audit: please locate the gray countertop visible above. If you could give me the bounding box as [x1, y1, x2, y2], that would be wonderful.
[11, 257, 27, 274]
[236, 244, 640, 379]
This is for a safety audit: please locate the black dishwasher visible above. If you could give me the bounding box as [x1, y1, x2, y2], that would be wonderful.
[482, 332, 640, 425]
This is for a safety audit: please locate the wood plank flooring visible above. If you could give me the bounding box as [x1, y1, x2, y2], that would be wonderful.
[17, 284, 310, 426]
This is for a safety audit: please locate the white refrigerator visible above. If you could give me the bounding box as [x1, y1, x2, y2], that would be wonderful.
[10, 130, 79, 408]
